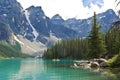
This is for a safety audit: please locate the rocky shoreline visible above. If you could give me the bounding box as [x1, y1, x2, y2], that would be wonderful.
[72, 58, 108, 71]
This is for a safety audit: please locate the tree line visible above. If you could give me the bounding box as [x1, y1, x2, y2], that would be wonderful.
[44, 38, 89, 59]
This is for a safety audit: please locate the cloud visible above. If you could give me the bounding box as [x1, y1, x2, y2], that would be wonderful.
[82, 0, 104, 8]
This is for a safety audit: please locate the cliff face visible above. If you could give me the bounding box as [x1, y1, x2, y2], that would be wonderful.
[0, 0, 34, 41]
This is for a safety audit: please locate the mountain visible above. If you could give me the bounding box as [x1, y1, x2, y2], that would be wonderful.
[0, 0, 79, 56]
[51, 9, 119, 37]
[0, 0, 79, 43]
[0, 0, 43, 56]
[25, 6, 79, 44]
[0, 0, 119, 57]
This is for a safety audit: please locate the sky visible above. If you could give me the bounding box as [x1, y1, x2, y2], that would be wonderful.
[17, 0, 117, 20]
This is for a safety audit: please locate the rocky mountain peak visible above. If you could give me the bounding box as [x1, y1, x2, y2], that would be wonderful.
[51, 14, 63, 20]
[26, 6, 45, 17]
[106, 9, 115, 14]
[97, 9, 117, 19]
[0, 0, 22, 9]
[51, 14, 64, 25]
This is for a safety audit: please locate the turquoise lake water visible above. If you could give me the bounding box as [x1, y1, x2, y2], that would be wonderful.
[0, 58, 119, 80]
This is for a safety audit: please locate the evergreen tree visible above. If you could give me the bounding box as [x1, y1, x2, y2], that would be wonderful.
[105, 21, 120, 58]
[88, 12, 106, 59]
[115, 0, 120, 16]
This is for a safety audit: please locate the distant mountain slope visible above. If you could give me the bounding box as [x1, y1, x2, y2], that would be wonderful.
[51, 9, 119, 37]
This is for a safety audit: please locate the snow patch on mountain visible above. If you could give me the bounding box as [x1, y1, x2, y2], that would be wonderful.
[45, 21, 48, 28]
[3, 14, 7, 16]
[43, 16, 46, 19]
[14, 35, 24, 45]
[99, 16, 106, 19]
[12, 17, 14, 22]
[24, 10, 39, 41]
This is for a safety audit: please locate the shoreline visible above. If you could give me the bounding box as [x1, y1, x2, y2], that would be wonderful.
[47, 58, 120, 74]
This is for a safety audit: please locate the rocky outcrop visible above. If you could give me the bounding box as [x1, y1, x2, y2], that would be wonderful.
[89, 61, 100, 68]
[92, 58, 108, 68]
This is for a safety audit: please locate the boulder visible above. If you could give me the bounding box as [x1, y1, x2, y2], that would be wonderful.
[93, 58, 108, 68]
[100, 61, 108, 68]
[89, 61, 100, 68]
